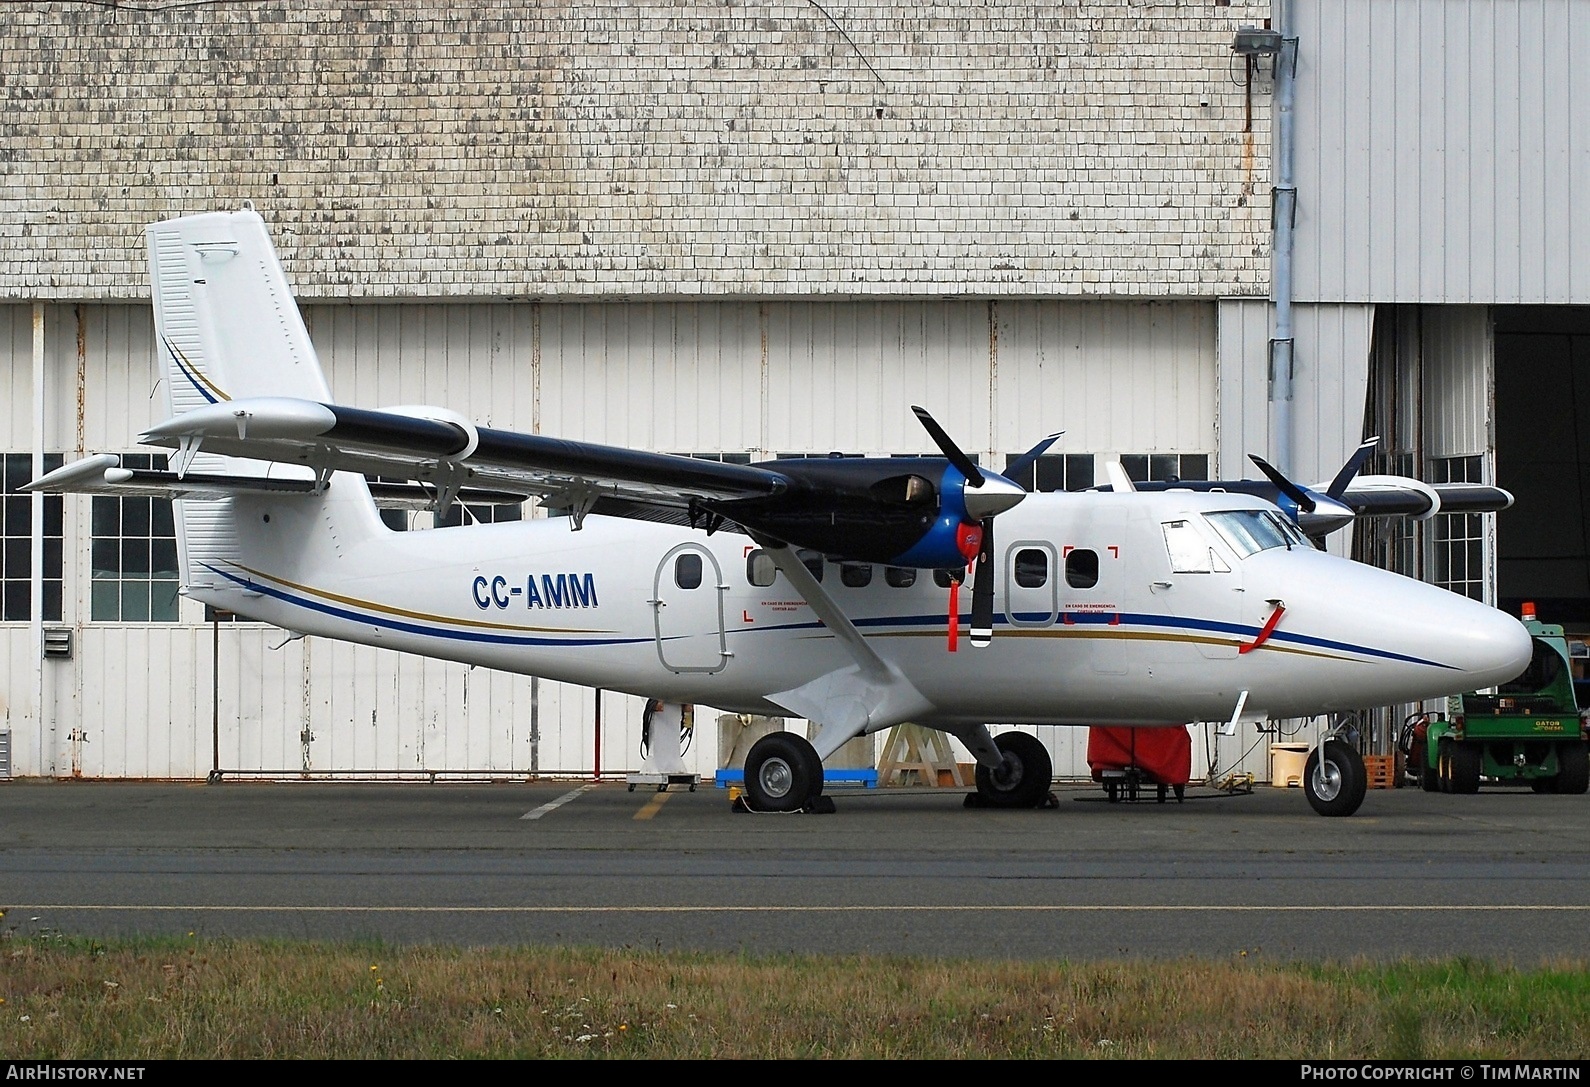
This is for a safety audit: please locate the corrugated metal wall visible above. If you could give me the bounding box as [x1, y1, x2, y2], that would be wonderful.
[1215, 299, 1373, 488]
[1294, 0, 1590, 304]
[1, 298, 1219, 781]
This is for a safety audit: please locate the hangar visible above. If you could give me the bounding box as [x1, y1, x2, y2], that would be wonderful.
[2, 1, 1586, 784]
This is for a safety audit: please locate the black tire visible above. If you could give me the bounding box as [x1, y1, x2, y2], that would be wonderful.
[1419, 760, 1441, 792]
[1447, 740, 1482, 794]
[1554, 741, 1589, 795]
[974, 731, 1054, 809]
[744, 731, 823, 813]
[1412, 741, 1440, 792]
[1531, 777, 1555, 794]
[1304, 739, 1367, 817]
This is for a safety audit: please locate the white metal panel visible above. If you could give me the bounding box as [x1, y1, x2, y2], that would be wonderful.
[768, 301, 995, 455]
[1216, 299, 1373, 490]
[1295, 0, 1590, 304]
[994, 301, 1216, 457]
[535, 303, 764, 452]
[1215, 299, 1273, 479]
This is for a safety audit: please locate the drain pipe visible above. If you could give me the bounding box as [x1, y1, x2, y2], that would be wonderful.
[1269, 0, 1299, 479]
[32, 303, 48, 777]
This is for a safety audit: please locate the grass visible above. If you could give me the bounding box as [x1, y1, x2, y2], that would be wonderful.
[1, 935, 1587, 1059]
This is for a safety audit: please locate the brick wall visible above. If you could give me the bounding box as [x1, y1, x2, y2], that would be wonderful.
[1, 1, 1274, 301]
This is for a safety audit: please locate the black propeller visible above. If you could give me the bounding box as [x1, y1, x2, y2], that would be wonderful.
[911, 407, 1054, 650]
[912, 406, 985, 486]
[1324, 437, 1380, 499]
[1248, 453, 1316, 513]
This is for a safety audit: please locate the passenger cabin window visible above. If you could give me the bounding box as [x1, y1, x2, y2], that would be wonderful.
[933, 569, 958, 588]
[1014, 547, 1049, 588]
[1065, 548, 1099, 589]
[674, 553, 703, 589]
[1162, 520, 1229, 574]
[746, 549, 776, 587]
[1203, 510, 1301, 558]
[797, 549, 825, 582]
[840, 563, 873, 588]
[885, 567, 916, 588]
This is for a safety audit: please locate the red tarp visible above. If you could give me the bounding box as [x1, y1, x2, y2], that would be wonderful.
[1086, 726, 1192, 786]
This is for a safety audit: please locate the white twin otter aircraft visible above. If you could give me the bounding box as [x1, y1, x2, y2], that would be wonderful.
[30, 210, 1532, 818]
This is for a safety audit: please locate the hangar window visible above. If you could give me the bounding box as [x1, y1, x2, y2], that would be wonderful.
[746, 549, 776, 587]
[1065, 548, 1099, 589]
[1003, 452, 1096, 492]
[1430, 455, 1486, 602]
[91, 453, 179, 622]
[885, 567, 916, 588]
[2, 453, 65, 622]
[1118, 453, 1211, 486]
[1014, 547, 1049, 588]
[365, 476, 525, 531]
[674, 553, 703, 590]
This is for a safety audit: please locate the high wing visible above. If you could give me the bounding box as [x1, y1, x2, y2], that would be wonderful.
[131, 396, 791, 526]
[31, 394, 1039, 573]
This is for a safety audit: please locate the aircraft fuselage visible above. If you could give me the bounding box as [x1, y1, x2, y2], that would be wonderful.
[186, 485, 1532, 733]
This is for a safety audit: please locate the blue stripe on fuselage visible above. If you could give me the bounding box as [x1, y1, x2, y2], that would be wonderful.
[203, 564, 647, 649]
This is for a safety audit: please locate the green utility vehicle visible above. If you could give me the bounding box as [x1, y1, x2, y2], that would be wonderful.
[1402, 604, 1589, 794]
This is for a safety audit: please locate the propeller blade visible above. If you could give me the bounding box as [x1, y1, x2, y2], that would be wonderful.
[1004, 430, 1065, 484]
[969, 518, 995, 648]
[1324, 436, 1380, 499]
[912, 405, 985, 486]
[1247, 454, 1316, 513]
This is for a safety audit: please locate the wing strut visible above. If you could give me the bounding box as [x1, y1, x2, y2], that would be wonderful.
[759, 542, 934, 760]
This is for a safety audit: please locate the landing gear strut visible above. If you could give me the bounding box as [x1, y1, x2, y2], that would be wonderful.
[1304, 737, 1367, 817]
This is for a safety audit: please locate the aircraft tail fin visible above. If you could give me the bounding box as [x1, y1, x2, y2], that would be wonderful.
[148, 206, 334, 411]
[143, 207, 382, 601]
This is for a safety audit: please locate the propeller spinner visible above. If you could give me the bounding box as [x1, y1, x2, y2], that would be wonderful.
[911, 407, 1059, 650]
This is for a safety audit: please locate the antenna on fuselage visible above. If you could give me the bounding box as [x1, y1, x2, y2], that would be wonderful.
[1105, 457, 1137, 494]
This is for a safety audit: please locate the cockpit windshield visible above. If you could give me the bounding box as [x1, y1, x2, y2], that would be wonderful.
[1203, 509, 1308, 557]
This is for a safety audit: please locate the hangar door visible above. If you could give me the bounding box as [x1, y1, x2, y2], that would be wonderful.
[1495, 307, 1590, 625]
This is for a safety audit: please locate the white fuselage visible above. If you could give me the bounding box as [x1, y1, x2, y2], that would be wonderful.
[183, 486, 1533, 732]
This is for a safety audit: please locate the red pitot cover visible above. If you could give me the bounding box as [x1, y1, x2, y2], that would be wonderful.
[1086, 726, 1192, 785]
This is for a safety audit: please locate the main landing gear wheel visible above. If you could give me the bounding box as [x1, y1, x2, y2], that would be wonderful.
[743, 731, 825, 813]
[973, 731, 1053, 809]
[1304, 739, 1367, 817]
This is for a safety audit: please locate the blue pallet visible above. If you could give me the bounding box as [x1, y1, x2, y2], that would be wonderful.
[715, 768, 878, 789]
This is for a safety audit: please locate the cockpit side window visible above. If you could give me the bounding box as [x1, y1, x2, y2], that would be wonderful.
[1162, 519, 1231, 573]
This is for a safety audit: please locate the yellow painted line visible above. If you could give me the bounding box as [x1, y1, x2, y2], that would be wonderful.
[8, 905, 1589, 914]
[633, 790, 672, 821]
[519, 784, 597, 820]
[169, 341, 230, 402]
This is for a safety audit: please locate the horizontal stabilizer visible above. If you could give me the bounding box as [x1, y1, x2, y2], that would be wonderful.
[24, 454, 319, 499]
